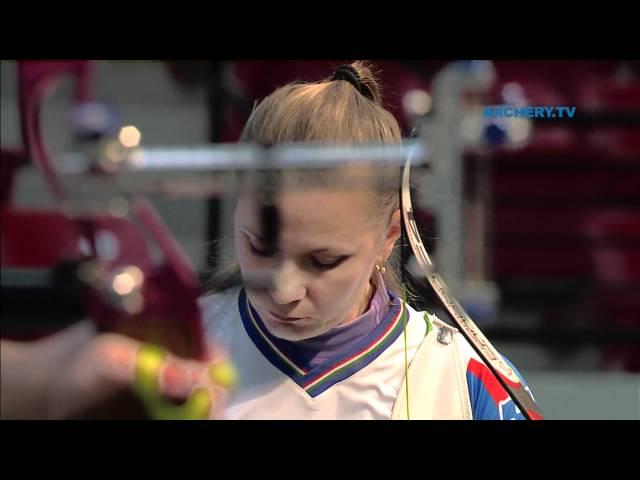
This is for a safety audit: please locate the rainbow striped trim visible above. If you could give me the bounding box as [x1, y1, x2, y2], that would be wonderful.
[238, 289, 406, 398]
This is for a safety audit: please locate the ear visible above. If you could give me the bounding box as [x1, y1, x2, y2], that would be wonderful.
[382, 209, 402, 260]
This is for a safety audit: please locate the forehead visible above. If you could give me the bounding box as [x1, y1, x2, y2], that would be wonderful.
[236, 187, 377, 245]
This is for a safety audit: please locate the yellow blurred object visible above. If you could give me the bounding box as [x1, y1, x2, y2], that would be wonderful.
[134, 343, 166, 396]
[134, 344, 211, 420]
[209, 361, 238, 390]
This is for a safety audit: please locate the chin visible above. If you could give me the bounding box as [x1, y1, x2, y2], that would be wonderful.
[262, 317, 326, 341]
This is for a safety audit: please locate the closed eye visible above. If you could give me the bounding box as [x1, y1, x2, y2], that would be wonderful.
[245, 231, 349, 270]
[311, 255, 349, 270]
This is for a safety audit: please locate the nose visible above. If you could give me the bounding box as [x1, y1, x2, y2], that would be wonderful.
[269, 261, 306, 305]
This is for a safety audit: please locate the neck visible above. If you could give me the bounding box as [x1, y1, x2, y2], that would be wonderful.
[338, 276, 377, 328]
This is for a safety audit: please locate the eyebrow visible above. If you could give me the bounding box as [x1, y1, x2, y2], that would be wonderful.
[241, 227, 348, 254]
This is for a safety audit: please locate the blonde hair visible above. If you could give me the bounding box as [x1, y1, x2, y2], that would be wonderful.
[210, 61, 405, 295]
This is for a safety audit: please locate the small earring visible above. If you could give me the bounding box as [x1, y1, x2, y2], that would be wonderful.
[375, 262, 387, 274]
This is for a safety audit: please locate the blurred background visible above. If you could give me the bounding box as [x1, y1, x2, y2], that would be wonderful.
[1, 60, 639, 419]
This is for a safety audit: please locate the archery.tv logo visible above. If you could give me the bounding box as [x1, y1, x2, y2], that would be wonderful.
[483, 105, 576, 119]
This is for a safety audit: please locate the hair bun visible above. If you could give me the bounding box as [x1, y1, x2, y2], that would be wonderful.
[332, 61, 381, 104]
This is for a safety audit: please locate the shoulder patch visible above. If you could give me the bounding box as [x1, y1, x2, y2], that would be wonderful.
[430, 316, 458, 345]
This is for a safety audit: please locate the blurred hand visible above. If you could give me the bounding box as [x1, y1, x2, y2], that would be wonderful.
[1, 321, 235, 420]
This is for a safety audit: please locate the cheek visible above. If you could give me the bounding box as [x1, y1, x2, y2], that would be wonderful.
[309, 256, 373, 314]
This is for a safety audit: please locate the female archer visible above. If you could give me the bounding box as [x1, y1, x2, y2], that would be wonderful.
[200, 61, 535, 420]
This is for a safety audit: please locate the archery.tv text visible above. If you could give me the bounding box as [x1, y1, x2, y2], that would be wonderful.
[483, 106, 576, 119]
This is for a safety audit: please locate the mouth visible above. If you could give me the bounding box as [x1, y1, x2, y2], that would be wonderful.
[267, 310, 307, 323]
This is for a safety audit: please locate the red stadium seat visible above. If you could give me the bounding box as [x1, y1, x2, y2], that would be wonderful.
[225, 60, 435, 140]
[486, 146, 603, 285]
[491, 60, 621, 99]
[576, 77, 640, 160]
[586, 128, 640, 159]
[576, 77, 640, 113]
[584, 211, 640, 371]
